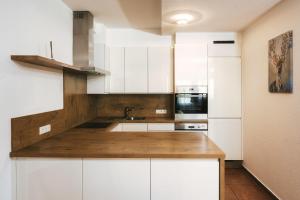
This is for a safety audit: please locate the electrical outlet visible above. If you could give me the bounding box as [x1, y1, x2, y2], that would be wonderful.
[39, 124, 51, 135]
[156, 109, 167, 114]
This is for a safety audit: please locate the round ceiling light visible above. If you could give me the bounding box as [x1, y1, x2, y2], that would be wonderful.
[163, 10, 202, 25]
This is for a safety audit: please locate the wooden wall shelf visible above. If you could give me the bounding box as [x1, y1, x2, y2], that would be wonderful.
[11, 55, 110, 75]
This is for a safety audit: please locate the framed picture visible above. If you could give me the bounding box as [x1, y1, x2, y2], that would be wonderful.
[268, 31, 293, 93]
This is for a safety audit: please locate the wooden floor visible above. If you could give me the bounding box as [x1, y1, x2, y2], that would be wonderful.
[225, 168, 277, 200]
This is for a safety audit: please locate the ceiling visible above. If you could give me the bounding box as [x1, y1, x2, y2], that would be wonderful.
[63, 0, 281, 35]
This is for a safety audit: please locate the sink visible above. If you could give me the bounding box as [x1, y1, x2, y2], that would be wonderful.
[76, 122, 112, 128]
[125, 117, 146, 121]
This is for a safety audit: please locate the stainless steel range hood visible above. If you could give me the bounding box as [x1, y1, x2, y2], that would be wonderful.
[73, 11, 109, 75]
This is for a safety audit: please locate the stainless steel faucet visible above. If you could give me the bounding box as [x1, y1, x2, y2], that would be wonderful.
[124, 106, 135, 119]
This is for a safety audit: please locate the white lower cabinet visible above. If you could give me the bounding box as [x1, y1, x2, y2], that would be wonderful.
[83, 159, 150, 200]
[110, 123, 123, 131]
[208, 119, 242, 160]
[16, 158, 221, 200]
[16, 158, 82, 200]
[147, 123, 175, 132]
[151, 159, 219, 200]
[122, 123, 148, 132]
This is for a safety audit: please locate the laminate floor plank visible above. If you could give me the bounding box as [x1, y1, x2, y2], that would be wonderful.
[225, 168, 277, 200]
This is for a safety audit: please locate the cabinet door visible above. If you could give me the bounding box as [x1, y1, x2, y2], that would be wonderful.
[148, 47, 173, 93]
[109, 47, 125, 93]
[122, 123, 148, 132]
[87, 44, 108, 94]
[208, 43, 241, 57]
[110, 123, 123, 132]
[83, 159, 150, 200]
[208, 57, 241, 118]
[17, 158, 82, 200]
[147, 123, 174, 132]
[175, 44, 207, 86]
[125, 47, 148, 93]
[151, 159, 219, 200]
[208, 119, 242, 160]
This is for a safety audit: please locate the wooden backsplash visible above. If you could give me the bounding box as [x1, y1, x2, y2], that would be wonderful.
[11, 71, 97, 151]
[95, 94, 174, 118]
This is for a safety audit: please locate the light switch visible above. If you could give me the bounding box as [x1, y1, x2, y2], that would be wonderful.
[39, 124, 51, 135]
[156, 109, 167, 114]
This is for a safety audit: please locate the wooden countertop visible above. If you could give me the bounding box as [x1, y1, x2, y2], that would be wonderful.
[92, 117, 208, 123]
[10, 126, 224, 159]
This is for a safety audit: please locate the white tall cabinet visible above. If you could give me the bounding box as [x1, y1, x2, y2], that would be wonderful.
[208, 57, 241, 118]
[148, 47, 173, 93]
[124, 47, 148, 93]
[208, 119, 242, 160]
[175, 44, 208, 87]
[207, 45, 242, 160]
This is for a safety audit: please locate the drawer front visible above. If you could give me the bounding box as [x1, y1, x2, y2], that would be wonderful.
[147, 123, 175, 132]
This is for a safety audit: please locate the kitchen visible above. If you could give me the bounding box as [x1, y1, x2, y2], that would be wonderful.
[1, 0, 299, 200]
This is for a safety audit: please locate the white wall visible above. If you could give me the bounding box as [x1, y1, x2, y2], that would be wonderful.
[242, 0, 300, 199]
[0, 0, 73, 199]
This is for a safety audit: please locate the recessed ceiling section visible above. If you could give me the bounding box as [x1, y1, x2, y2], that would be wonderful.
[63, 0, 281, 35]
[161, 0, 281, 34]
[63, 0, 162, 33]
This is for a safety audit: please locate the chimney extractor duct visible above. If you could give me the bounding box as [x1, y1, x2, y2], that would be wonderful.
[73, 11, 94, 68]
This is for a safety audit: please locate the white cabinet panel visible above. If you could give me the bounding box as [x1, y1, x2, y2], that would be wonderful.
[109, 47, 125, 93]
[17, 158, 82, 200]
[125, 47, 148, 93]
[148, 47, 173, 93]
[94, 43, 105, 68]
[110, 123, 123, 132]
[87, 44, 109, 94]
[147, 123, 174, 132]
[208, 43, 241, 57]
[175, 44, 207, 86]
[83, 159, 150, 200]
[208, 57, 241, 118]
[122, 123, 148, 132]
[104, 45, 110, 93]
[208, 119, 242, 160]
[151, 159, 219, 200]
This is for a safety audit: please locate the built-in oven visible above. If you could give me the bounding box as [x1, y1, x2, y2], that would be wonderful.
[175, 122, 208, 135]
[175, 86, 208, 120]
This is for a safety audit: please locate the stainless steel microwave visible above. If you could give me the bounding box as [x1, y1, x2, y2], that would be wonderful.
[175, 86, 208, 120]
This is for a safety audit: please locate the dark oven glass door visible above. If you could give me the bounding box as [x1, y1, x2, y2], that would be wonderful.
[175, 93, 208, 114]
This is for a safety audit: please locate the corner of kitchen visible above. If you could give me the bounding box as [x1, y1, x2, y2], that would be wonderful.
[2, 1, 299, 200]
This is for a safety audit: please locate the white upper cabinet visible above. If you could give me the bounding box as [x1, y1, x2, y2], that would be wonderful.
[175, 44, 208, 87]
[109, 46, 125, 93]
[208, 57, 241, 118]
[87, 44, 109, 94]
[148, 47, 173, 93]
[208, 119, 242, 160]
[124, 47, 148, 93]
